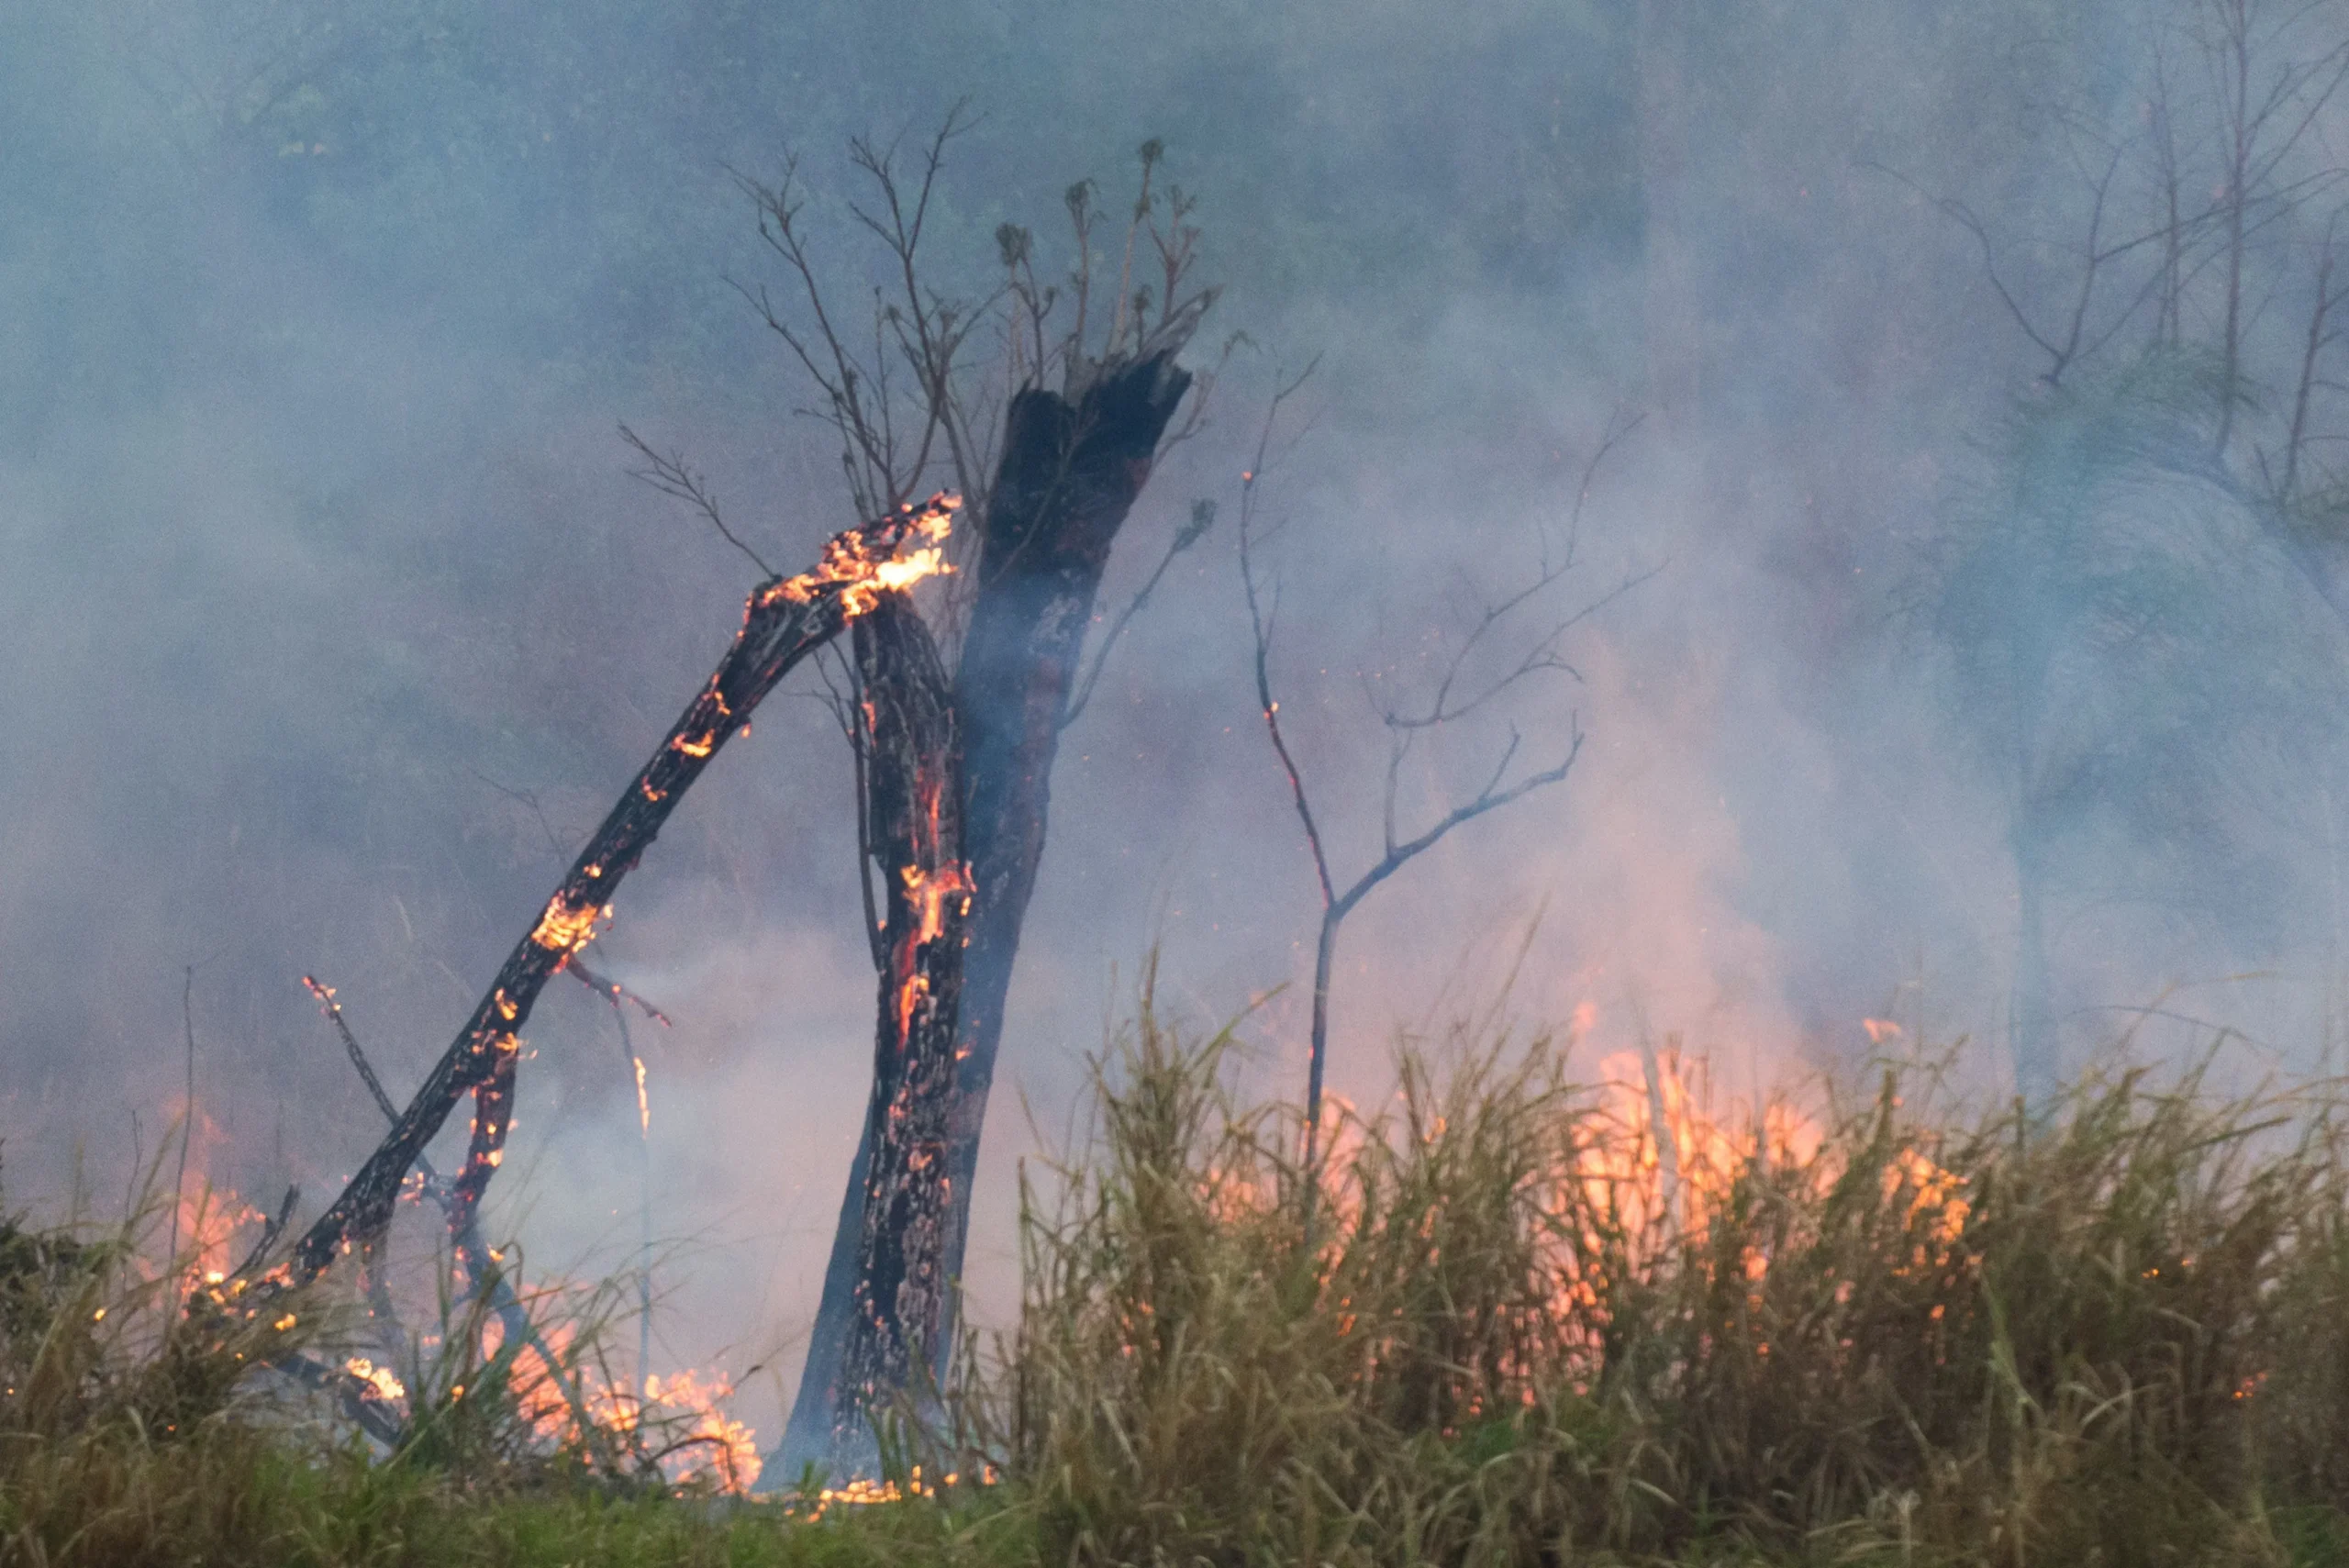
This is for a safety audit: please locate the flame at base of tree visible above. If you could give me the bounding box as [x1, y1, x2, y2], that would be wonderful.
[785, 1463, 997, 1519]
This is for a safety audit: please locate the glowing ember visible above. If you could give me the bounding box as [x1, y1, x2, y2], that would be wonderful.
[768, 493, 958, 617]
[901, 861, 973, 948]
[891, 861, 973, 1039]
[343, 1356, 406, 1402]
[793, 1462, 995, 1517]
[530, 891, 607, 954]
[885, 761, 972, 1040]
[632, 1055, 650, 1136]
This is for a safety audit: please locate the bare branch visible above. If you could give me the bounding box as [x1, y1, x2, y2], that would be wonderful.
[1238, 377, 1336, 916]
[1063, 498, 1217, 729]
[1238, 371, 1621, 1192]
[618, 424, 774, 576]
[1387, 413, 1651, 732]
[1340, 724, 1586, 929]
[565, 960, 674, 1029]
[303, 974, 400, 1124]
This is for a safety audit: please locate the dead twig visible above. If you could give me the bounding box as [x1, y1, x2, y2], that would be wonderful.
[1240, 383, 1634, 1185]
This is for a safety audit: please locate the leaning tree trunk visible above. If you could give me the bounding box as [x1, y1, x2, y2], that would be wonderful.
[773, 341, 1198, 1478]
[229, 500, 952, 1301]
[823, 596, 969, 1471]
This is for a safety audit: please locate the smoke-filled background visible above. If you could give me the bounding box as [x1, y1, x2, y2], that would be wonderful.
[9, 0, 2349, 1442]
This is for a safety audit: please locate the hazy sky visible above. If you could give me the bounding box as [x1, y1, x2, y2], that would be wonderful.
[8, 0, 2348, 1436]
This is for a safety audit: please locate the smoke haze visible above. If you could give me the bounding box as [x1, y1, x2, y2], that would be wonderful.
[8, 0, 2348, 1439]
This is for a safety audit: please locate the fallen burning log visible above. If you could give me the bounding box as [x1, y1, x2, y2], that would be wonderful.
[252, 495, 957, 1294]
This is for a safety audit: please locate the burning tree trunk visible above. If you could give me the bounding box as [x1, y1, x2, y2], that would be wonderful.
[826, 597, 969, 1462]
[301, 974, 617, 1462]
[775, 341, 1199, 1474]
[240, 498, 955, 1296]
[945, 348, 1200, 1292]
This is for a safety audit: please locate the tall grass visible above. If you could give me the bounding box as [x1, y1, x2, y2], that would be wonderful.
[6, 1002, 2349, 1566]
[979, 998, 2349, 1566]
[0, 1176, 1000, 1565]
[0, 1173, 340, 1563]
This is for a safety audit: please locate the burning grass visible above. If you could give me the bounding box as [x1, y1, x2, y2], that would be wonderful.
[7, 999, 2349, 1565]
[0, 1173, 1014, 1566]
[967, 998, 2349, 1566]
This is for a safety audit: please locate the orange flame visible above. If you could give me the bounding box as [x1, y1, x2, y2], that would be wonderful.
[169, 1184, 262, 1284]
[768, 493, 958, 617]
[886, 762, 973, 1041]
[891, 861, 974, 1040]
[343, 1356, 406, 1402]
[636, 1369, 760, 1491]
[530, 891, 608, 954]
[484, 1317, 760, 1493]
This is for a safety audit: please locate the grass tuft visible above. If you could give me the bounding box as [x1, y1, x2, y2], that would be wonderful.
[6, 995, 2349, 1565]
[972, 995, 2349, 1567]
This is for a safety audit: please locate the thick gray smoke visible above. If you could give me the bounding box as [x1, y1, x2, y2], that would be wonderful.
[6, 0, 2346, 1443]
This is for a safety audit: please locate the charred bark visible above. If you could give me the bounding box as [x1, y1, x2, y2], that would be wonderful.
[942, 348, 1197, 1290]
[826, 597, 967, 1464]
[247, 500, 953, 1296]
[774, 344, 1197, 1476]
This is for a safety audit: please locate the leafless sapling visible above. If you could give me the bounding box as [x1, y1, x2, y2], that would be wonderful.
[1238, 390, 1646, 1184]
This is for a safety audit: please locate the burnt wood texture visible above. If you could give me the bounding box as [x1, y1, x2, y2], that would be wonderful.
[775, 346, 1196, 1473]
[258, 502, 952, 1293]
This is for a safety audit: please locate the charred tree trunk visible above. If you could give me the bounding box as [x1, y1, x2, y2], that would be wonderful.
[773, 346, 1197, 1478]
[827, 597, 969, 1466]
[239, 501, 952, 1298]
[943, 351, 1197, 1297]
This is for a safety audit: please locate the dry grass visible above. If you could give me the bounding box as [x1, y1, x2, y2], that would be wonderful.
[0, 1178, 1015, 1565]
[973, 993, 2349, 1567]
[6, 996, 2349, 1566]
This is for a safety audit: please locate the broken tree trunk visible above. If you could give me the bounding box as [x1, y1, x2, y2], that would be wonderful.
[825, 597, 968, 1466]
[774, 339, 1198, 1476]
[243, 498, 955, 1296]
